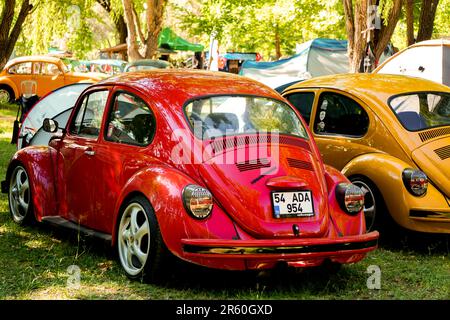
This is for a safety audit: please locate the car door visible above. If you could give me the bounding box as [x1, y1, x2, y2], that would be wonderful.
[8, 61, 34, 96]
[58, 88, 110, 227]
[34, 62, 65, 97]
[309, 90, 373, 170]
[285, 88, 377, 170]
[91, 87, 157, 233]
[284, 89, 318, 126]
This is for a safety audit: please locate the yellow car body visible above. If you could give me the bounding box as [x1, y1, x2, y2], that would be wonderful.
[0, 56, 106, 102]
[282, 73, 450, 234]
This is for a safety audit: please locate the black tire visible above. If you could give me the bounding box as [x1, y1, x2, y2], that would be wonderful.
[0, 85, 15, 103]
[349, 175, 397, 236]
[116, 194, 171, 283]
[8, 164, 34, 225]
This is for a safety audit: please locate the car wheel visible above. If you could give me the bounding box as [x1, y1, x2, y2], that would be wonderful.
[350, 176, 382, 232]
[9, 165, 34, 225]
[117, 195, 169, 282]
[0, 86, 14, 103]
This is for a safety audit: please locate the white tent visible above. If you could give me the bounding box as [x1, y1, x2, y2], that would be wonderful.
[240, 39, 349, 88]
[374, 39, 450, 86]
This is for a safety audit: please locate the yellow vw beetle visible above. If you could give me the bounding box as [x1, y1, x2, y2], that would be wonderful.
[281, 74, 450, 234]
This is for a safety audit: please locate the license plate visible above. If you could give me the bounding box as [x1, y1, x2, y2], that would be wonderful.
[272, 191, 314, 218]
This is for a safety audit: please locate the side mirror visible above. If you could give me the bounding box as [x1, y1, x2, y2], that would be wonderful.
[43, 118, 59, 133]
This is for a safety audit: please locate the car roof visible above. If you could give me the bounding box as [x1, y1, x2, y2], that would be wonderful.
[98, 69, 280, 103]
[284, 73, 450, 106]
[5, 55, 62, 68]
[407, 39, 450, 47]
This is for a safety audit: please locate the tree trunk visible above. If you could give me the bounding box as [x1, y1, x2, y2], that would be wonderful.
[343, 0, 368, 73]
[0, 0, 33, 70]
[416, 0, 439, 42]
[115, 15, 128, 45]
[373, 0, 403, 62]
[343, 0, 403, 72]
[96, 0, 128, 45]
[122, 0, 143, 61]
[405, 0, 415, 46]
[144, 0, 167, 59]
[275, 24, 281, 60]
[343, 0, 355, 66]
[122, 0, 167, 60]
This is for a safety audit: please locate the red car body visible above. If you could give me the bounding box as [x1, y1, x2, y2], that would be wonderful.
[2, 70, 378, 278]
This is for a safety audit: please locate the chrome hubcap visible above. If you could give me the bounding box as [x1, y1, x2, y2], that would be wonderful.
[118, 203, 150, 276]
[352, 180, 376, 231]
[9, 167, 30, 223]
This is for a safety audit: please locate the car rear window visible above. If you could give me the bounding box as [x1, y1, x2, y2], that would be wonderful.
[389, 92, 450, 131]
[184, 96, 308, 140]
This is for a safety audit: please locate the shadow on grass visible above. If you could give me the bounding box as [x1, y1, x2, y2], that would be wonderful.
[377, 227, 449, 255]
[1, 206, 448, 299]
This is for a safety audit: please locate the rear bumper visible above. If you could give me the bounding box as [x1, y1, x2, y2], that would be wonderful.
[181, 231, 379, 270]
[1, 180, 8, 194]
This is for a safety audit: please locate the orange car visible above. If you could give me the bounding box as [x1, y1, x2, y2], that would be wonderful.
[282, 74, 450, 234]
[0, 56, 106, 103]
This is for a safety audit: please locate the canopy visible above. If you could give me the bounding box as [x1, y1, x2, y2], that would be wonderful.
[240, 39, 349, 88]
[241, 38, 394, 88]
[374, 39, 450, 87]
[158, 27, 204, 52]
[18, 83, 89, 149]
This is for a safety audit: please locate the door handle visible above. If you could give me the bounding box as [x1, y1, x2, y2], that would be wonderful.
[84, 147, 95, 156]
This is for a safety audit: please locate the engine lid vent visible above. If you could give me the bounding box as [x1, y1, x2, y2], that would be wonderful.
[236, 158, 271, 172]
[419, 127, 450, 142]
[434, 145, 450, 160]
[287, 158, 313, 171]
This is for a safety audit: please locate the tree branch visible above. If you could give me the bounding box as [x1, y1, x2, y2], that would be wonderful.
[132, 3, 146, 44]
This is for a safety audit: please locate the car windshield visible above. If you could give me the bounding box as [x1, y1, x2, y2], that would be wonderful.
[389, 92, 450, 131]
[184, 96, 308, 140]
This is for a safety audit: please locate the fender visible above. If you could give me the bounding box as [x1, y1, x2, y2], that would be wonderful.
[342, 153, 450, 226]
[110, 164, 239, 257]
[0, 77, 19, 98]
[323, 164, 366, 236]
[5, 146, 59, 221]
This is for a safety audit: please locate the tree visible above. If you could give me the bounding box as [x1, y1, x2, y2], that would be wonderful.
[96, 0, 128, 44]
[122, 0, 168, 61]
[404, 0, 440, 46]
[0, 0, 33, 70]
[343, 0, 403, 73]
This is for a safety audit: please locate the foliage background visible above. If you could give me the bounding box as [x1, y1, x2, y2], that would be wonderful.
[3, 0, 449, 61]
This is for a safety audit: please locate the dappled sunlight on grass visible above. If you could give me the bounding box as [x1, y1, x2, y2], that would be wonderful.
[0, 108, 449, 300]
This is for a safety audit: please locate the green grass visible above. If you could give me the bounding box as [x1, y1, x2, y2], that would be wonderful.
[0, 108, 448, 300]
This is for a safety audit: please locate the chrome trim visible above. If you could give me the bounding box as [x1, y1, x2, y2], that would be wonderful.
[184, 239, 378, 255]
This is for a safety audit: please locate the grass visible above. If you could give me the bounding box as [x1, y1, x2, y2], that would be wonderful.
[0, 107, 449, 300]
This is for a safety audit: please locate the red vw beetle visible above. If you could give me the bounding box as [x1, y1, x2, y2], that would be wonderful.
[1, 70, 378, 281]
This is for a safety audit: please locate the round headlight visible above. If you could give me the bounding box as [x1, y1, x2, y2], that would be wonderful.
[335, 183, 365, 215]
[402, 169, 428, 196]
[182, 185, 213, 219]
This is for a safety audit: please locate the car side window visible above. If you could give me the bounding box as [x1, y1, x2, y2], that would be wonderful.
[40, 63, 62, 76]
[314, 92, 369, 137]
[70, 90, 109, 138]
[8, 62, 32, 75]
[105, 92, 155, 146]
[284, 92, 315, 124]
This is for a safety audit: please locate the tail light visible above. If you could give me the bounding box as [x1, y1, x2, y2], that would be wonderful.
[402, 169, 428, 196]
[335, 183, 365, 215]
[182, 185, 213, 219]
